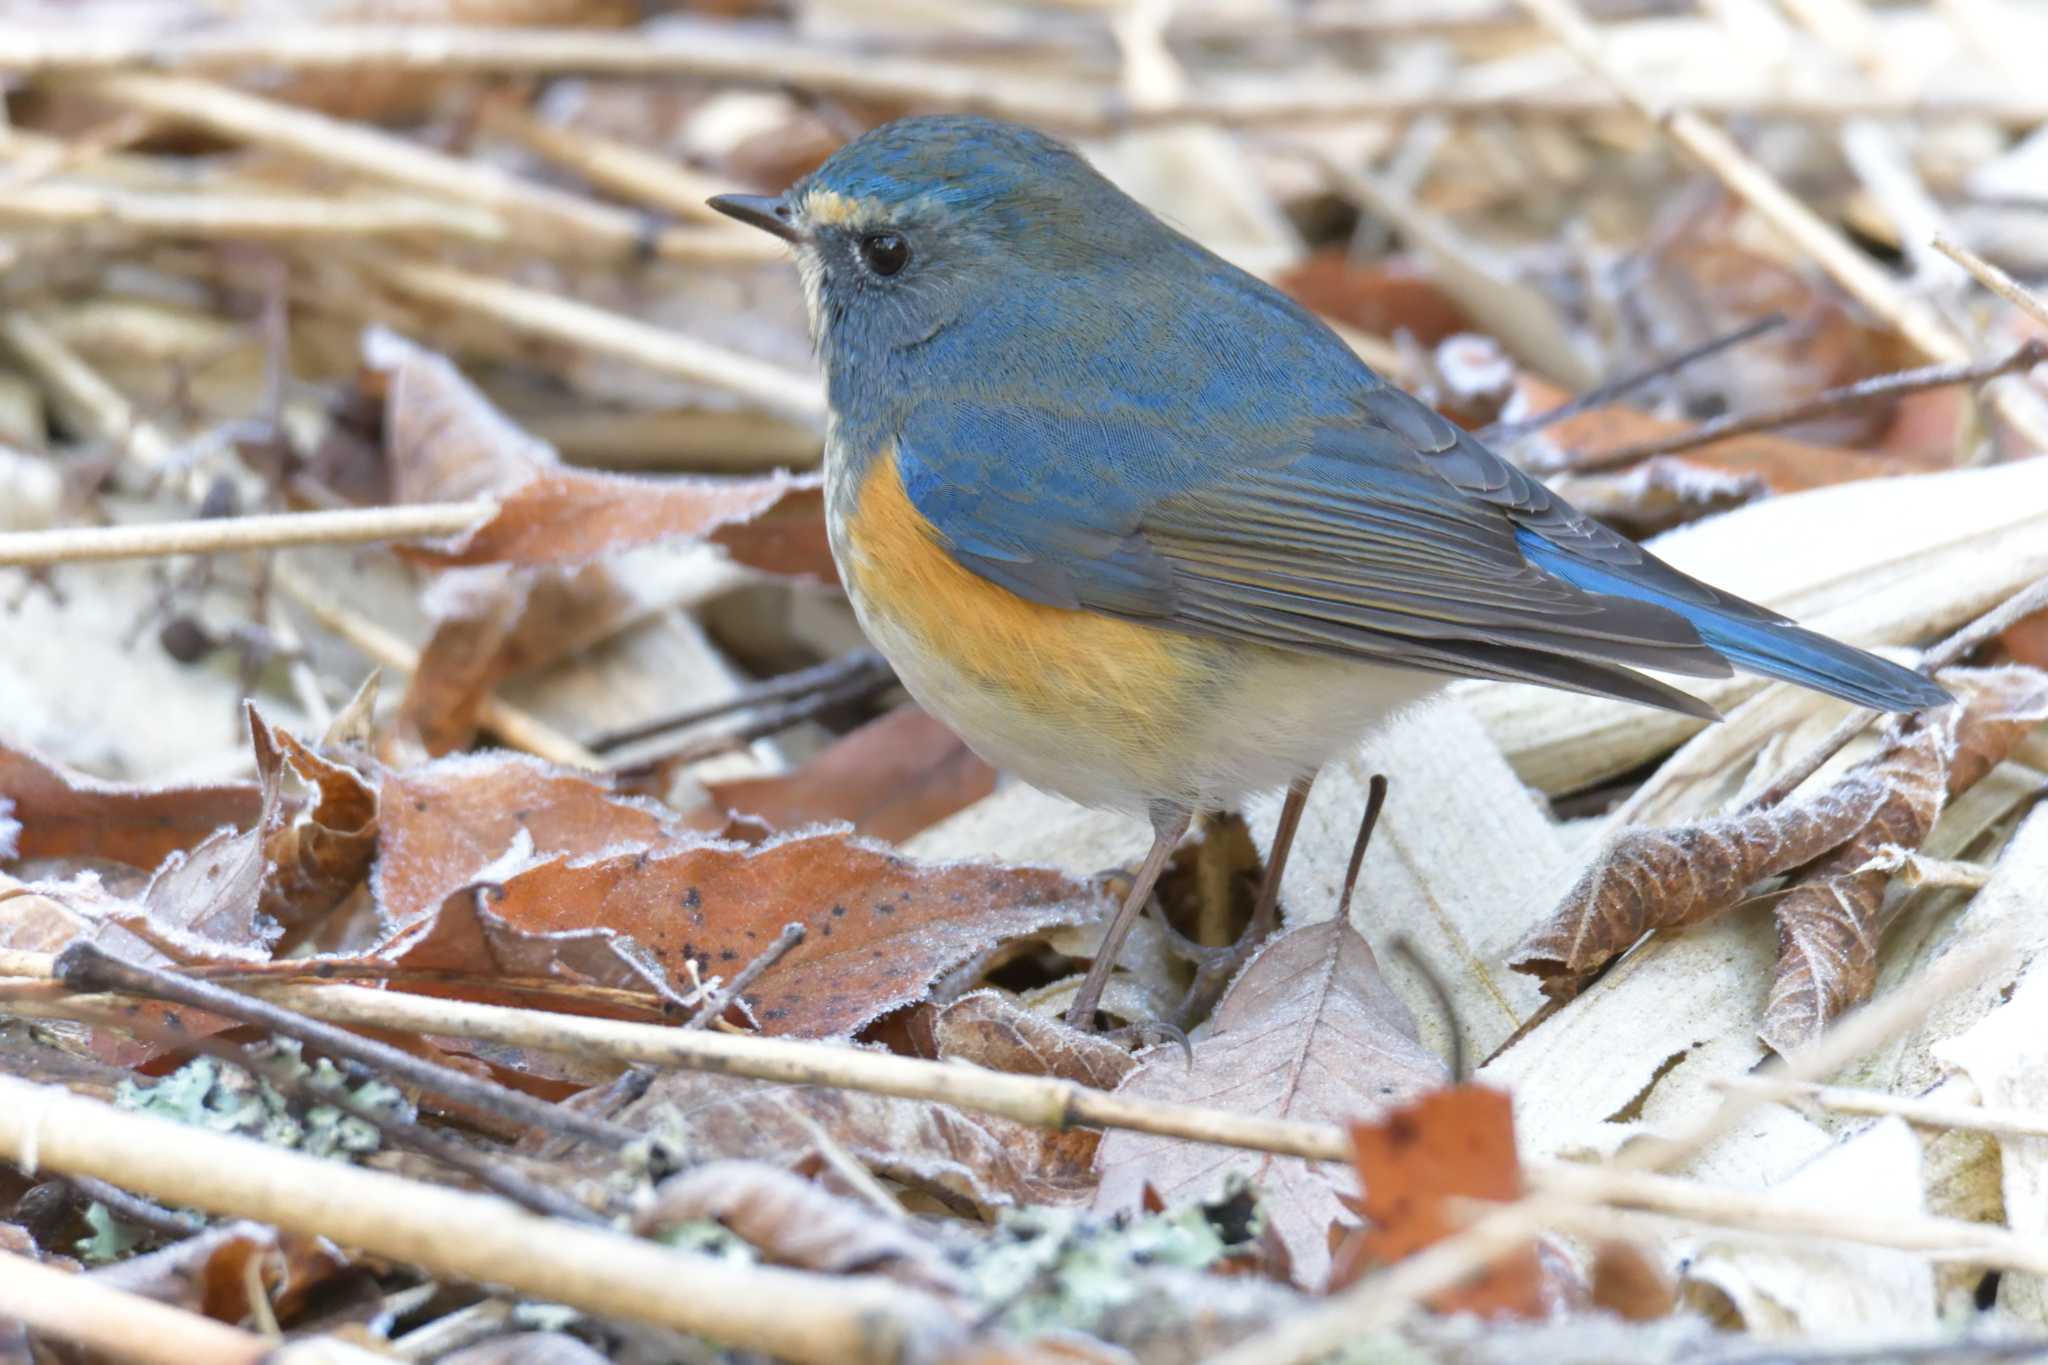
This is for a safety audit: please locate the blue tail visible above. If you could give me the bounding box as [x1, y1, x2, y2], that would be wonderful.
[1516, 531, 1951, 713]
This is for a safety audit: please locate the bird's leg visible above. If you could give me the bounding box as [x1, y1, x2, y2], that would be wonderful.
[1336, 773, 1390, 922]
[1066, 801, 1192, 1029]
[1168, 772, 1318, 1030]
[1248, 772, 1316, 944]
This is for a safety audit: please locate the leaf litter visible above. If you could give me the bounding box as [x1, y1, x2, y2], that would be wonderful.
[4, 6, 2048, 1362]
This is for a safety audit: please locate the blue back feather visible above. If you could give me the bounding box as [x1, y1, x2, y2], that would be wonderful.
[1513, 531, 1950, 711]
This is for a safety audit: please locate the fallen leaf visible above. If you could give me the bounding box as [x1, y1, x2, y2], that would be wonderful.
[1589, 1241, 1679, 1322]
[1330, 1085, 1542, 1318]
[637, 1159, 966, 1294]
[618, 1067, 1097, 1210]
[704, 705, 996, 843]
[367, 326, 827, 573]
[373, 751, 692, 932]
[0, 740, 259, 872]
[934, 990, 1137, 1092]
[377, 824, 1105, 1036]
[1093, 919, 1446, 1288]
[1762, 667, 2048, 1051]
[257, 720, 378, 935]
[1274, 250, 1471, 347]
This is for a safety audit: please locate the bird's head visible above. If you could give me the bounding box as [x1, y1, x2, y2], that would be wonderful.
[711, 115, 1149, 362]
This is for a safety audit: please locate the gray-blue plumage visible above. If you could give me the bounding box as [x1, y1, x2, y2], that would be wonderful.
[787, 115, 1951, 718]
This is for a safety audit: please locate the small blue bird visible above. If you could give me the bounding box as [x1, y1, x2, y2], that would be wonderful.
[711, 116, 1950, 1026]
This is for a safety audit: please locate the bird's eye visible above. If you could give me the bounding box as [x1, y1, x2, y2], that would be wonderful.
[859, 232, 910, 277]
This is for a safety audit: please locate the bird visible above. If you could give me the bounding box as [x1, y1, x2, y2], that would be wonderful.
[710, 115, 1951, 1028]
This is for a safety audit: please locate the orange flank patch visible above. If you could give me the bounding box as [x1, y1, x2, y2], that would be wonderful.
[840, 449, 1199, 755]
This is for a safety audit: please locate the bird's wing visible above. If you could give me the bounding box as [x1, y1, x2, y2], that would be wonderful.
[894, 383, 1738, 718]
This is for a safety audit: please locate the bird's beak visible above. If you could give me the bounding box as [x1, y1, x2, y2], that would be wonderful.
[708, 193, 801, 244]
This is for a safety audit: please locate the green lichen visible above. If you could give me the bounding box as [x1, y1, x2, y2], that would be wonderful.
[113, 1040, 411, 1159]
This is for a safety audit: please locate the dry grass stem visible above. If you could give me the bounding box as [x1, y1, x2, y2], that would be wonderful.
[0, 1075, 959, 1364]
[0, 1248, 295, 1365]
[1936, 232, 2048, 331]
[1716, 1076, 2048, 1139]
[0, 311, 187, 496]
[8, 25, 2048, 128]
[370, 260, 825, 425]
[0, 184, 505, 243]
[71, 73, 774, 266]
[0, 501, 497, 567]
[1531, 1163, 2048, 1275]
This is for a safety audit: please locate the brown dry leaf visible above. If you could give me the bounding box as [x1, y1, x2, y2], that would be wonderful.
[636, 1159, 966, 1294]
[367, 327, 827, 573]
[0, 741, 259, 872]
[618, 1067, 1097, 1210]
[1330, 1085, 1543, 1318]
[1093, 919, 1445, 1288]
[1761, 666, 2048, 1051]
[1274, 250, 1471, 346]
[1589, 1241, 1678, 1322]
[374, 751, 691, 931]
[1512, 727, 1935, 1003]
[703, 705, 996, 843]
[933, 989, 1137, 1091]
[377, 824, 1105, 1036]
[258, 720, 377, 933]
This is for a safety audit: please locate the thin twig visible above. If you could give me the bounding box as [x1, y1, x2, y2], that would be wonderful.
[588, 651, 890, 752]
[1484, 313, 1788, 443]
[65, 1173, 205, 1241]
[219, 1039, 607, 1225]
[685, 922, 806, 1032]
[0, 502, 497, 567]
[607, 665, 898, 774]
[51, 942, 645, 1156]
[1567, 339, 2048, 475]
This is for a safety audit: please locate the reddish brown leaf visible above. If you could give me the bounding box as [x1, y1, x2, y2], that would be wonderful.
[0, 741, 259, 871]
[636, 1160, 965, 1294]
[258, 720, 377, 934]
[1094, 919, 1445, 1288]
[1274, 250, 1471, 346]
[933, 989, 1136, 1091]
[703, 705, 996, 843]
[1330, 1084, 1542, 1319]
[374, 753, 691, 931]
[377, 825, 1104, 1036]
[366, 327, 825, 572]
[1761, 667, 2048, 1051]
